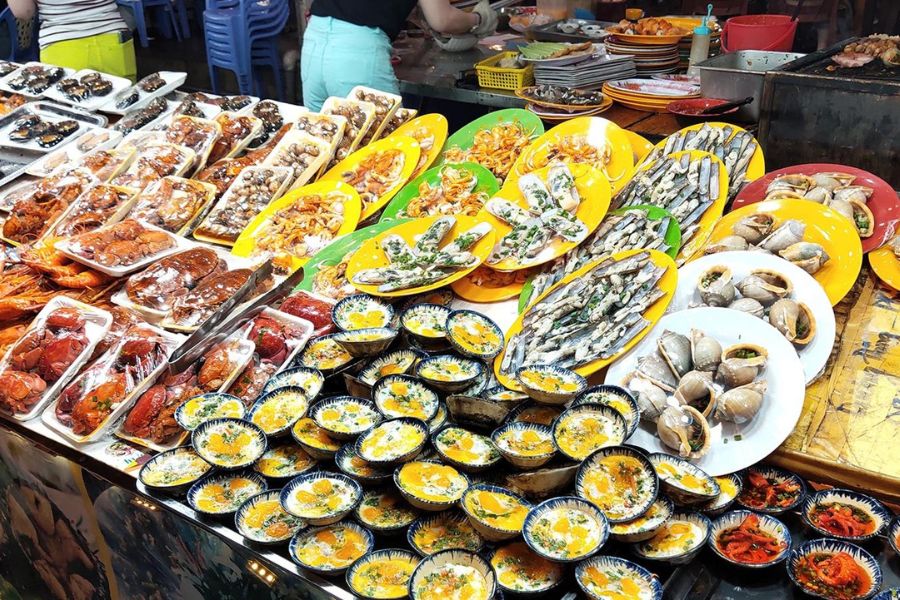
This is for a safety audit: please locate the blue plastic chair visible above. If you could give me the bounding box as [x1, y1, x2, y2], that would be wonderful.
[118, 0, 190, 48]
[0, 8, 39, 62]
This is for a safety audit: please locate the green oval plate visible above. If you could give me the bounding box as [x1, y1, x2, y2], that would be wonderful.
[516, 204, 682, 312]
[437, 109, 544, 168]
[379, 162, 500, 222]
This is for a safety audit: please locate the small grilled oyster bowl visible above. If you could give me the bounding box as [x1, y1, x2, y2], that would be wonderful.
[343, 372, 374, 400]
[483, 385, 529, 404]
[346, 549, 420, 600]
[708, 510, 792, 568]
[355, 487, 420, 534]
[552, 403, 628, 462]
[505, 463, 580, 501]
[491, 422, 556, 469]
[360, 349, 425, 385]
[890, 517, 900, 556]
[801, 488, 890, 542]
[489, 541, 564, 596]
[431, 426, 501, 473]
[310, 395, 381, 440]
[459, 366, 489, 397]
[373, 374, 440, 422]
[699, 473, 743, 516]
[192, 418, 267, 470]
[416, 354, 484, 393]
[252, 444, 317, 482]
[573, 385, 641, 438]
[187, 470, 268, 517]
[333, 327, 399, 358]
[174, 392, 245, 432]
[408, 549, 496, 600]
[139, 446, 213, 495]
[632, 511, 711, 565]
[649, 453, 720, 506]
[609, 496, 675, 543]
[247, 386, 309, 437]
[335, 443, 392, 485]
[736, 466, 807, 515]
[460, 484, 531, 542]
[355, 417, 429, 466]
[261, 366, 324, 400]
[787, 539, 882, 600]
[332, 293, 394, 331]
[408, 510, 485, 557]
[290, 417, 342, 460]
[576, 555, 663, 600]
[522, 496, 609, 563]
[289, 521, 374, 576]
[280, 471, 362, 526]
[575, 446, 659, 523]
[446, 309, 504, 360]
[235, 490, 306, 545]
[299, 333, 355, 376]
[394, 459, 471, 511]
[446, 394, 513, 431]
[516, 364, 587, 405]
[401, 303, 451, 345]
[427, 402, 448, 433]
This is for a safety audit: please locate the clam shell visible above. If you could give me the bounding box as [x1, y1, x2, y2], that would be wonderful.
[810, 172, 844, 192]
[849, 197, 875, 237]
[803, 186, 832, 203]
[656, 330, 692, 379]
[833, 184, 873, 204]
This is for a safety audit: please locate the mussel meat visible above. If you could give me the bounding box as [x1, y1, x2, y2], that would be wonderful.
[768, 299, 816, 346]
[778, 242, 830, 275]
[731, 213, 775, 245]
[714, 381, 767, 424]
[673, 370, 716, 418]
[657, 404, 711, 459]
[697, 265, 735, 307]
[690, 329, 722, 372]
[757, 220, 806, 253]
[657, 329, 692, 379]
[727, 297, 765, 318]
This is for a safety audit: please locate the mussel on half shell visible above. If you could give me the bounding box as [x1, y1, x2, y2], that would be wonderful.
[657, 404, 711, 459]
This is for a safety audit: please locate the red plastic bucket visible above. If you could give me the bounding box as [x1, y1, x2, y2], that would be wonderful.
[721, 14, 797, 53]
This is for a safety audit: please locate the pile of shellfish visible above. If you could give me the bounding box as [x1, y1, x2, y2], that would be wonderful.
[694, 265, 816, 348]
[706, 215, 830, 276]
[764, 172, 874, 238]
[625, 329, 768, 460]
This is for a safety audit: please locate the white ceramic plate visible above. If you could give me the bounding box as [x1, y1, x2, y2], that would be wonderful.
[670, 251, 835, 384]
[605, 307, 805, 476]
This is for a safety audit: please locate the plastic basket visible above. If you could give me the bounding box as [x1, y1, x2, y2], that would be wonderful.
[475, 52, 534, 91]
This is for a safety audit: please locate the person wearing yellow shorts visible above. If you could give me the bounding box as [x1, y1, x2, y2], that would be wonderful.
[9, 0, 136, 81]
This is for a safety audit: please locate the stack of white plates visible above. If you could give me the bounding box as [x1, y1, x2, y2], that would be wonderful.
[534, 52, 637, 88]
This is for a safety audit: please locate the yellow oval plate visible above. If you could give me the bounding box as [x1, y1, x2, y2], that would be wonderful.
[624, 130, 653, 163]
[652, 122, 765, 183]
[232, 180, 361, 272]
[484, 164, 611, 271]
[345, 214, 495, 297]
[704, 198, 863, 305]
[319, 135, 421, 221]
[450, 265, 533, 303]
[387, 113, 448, 179]
[508, 116, 634, 195]
[494, 248, 677, 390]
[869, 245, 900, 291]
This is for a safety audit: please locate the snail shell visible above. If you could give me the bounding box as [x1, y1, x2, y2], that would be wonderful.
[697, 265, 735, 308]
[757, 220, 806, 253]
[714, 380, 767, 424]
[635, 353, 678, 392]
[731, 213, 775, 245]
[727, 297, 765, 319]
[690, 329, 722, 372]
[625, 373, 669, 424]
[768, 299, 816, 347]
[657, 404, 711, 460]
[704, 235, 748, 255]
[778, 242, 830, 275]
[657, 329, 692, 379]
[715, 359, 759, 388]
[673, 370, 717, 419]
[721, 343, 768, 368]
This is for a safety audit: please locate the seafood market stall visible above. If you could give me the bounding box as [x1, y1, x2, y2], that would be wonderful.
[1, 53, 900, 600]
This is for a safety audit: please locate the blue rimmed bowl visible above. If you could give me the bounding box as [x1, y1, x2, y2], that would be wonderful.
[187, 470, 268, 517]
[138, 446, 213, 495]
[459, 366, 489, 397]
[787, 539, 882, 600]
[174, 392, 245, 432]
[332, 293, 394, 331]
[506, 401, 563, 427]
[889, 517, 900, 556]
[700, 473, 744, 516]
[355, 417, 429, 466]
[298, 333, 355, 375]
[416, 354, 484, 393]
[522, 496, 609, 563]
[576, 555, 663, 600]
[309, 395, 381, 440]
[427, 402, 448, 433]
[482, 385, 529, 404]
[261, 366, 324, 400]
[400, 303, 451, 343]
[432, 426, 502, 473]
[408, 549, 496, 600]
[359, 349, 425, 385]
[460, 483, 532, 542]
[394, 459, 471, 512]
[252, 443, 317, 481]
[247, 386, 309, 437]
[708, 510, 792, 568]
[576, 445, 659, 523]
[372, 374, 440, 422]
[346, 548, 420, 600]
[491, 421, 556, 470]
[801, 488, 890, 542]
[280, 470, 362, 526]
[489, 541, 564, 596]
[192, 418, 267, 470]
[572, 384, 640, 438]
[609, 496, 675, 543]
[873, 589, 900, 600]
[407, 510, 485, 557]
[335, 443, 392, 486]
[649, 453, 720, 506]
[632, 511, 711, 565]
[333, 326, 399, 358]
[234, 489, 306, 545]
[736, 466, 807, 514]
[289, 521, 375, 575]
[355, 487, 420, 534]
[552, 403, 627, 462]
[291, 417, 341, 460]
[445, 309, 504, 360]
[516, 364, 587, 406]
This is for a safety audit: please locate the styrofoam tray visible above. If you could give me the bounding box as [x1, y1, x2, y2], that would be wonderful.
[26, 128, 123, 177]
[239, 307, 314, 374]
[0, 106, 96, 154]
[42, 69, 133, 112]
[0, 62, 76, 96]
[100, 70, 187, 115]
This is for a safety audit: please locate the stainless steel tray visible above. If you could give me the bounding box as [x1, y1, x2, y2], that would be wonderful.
[530, 18, 615, 43]
[0, 101, 108, 155]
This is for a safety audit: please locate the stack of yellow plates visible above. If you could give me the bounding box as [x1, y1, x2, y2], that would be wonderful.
[602, 78, 700, 112]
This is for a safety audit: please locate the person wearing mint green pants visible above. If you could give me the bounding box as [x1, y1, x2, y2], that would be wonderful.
[301, 0, 498, 112]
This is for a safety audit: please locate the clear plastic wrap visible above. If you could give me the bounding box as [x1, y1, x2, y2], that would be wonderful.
[50, 183, 138, 237]
[207, 111, 263, 164]
[55, 218, 181, 276]
[110, 142, 195, 190]
[128, 175, 217, 234]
